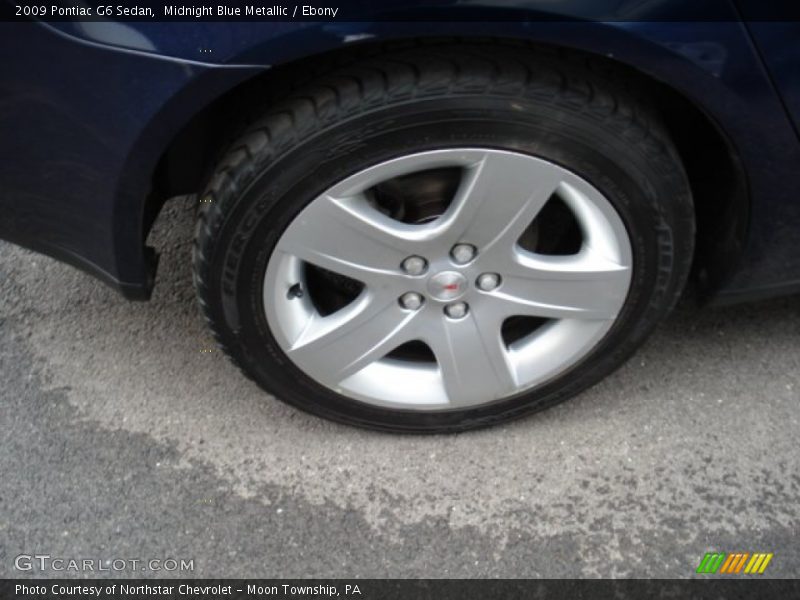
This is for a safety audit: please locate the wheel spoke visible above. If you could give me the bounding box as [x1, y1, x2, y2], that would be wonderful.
[276, 193, 411, 284]
[436, 151, 562, 252]
[489, 252, 631, 320]
[423, 313, 517, 406]
[286, 291, 420, 385]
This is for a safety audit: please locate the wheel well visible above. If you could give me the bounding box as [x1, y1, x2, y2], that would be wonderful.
[147, 38, 747, 298]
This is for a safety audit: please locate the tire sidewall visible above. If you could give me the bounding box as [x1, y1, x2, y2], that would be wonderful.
[204, 95, 692, 432]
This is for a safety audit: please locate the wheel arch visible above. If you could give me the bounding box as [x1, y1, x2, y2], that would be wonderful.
[145, 36, 748, 300]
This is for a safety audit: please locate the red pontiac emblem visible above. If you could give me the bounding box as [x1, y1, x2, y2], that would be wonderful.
[427, 271, 468, 301]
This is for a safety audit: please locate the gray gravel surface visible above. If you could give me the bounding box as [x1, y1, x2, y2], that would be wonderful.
[1, 198, 798, 578]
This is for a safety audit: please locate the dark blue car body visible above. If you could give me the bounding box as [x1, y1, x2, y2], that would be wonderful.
[1, 0, 799, 304]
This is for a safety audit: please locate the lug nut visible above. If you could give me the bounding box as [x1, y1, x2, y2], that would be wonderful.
[399, 292, 424, 311]
[444, 302, 469, 319]
[401, 255, 428, 276]
[451, 243, 477, 265]
[477, 273, 501, 291]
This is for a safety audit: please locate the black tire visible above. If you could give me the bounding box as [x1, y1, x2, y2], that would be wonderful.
[193, 43, 694, 433]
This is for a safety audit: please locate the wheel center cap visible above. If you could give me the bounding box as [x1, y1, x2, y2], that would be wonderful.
[427, 271, 468, 301]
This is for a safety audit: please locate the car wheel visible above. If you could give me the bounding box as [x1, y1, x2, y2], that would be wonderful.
[193, 44, 694, 432]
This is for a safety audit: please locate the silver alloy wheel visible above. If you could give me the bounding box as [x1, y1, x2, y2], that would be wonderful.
[263, 149, 633, 410]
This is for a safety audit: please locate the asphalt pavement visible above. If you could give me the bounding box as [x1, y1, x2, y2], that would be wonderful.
[1, 197, 798, 578]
